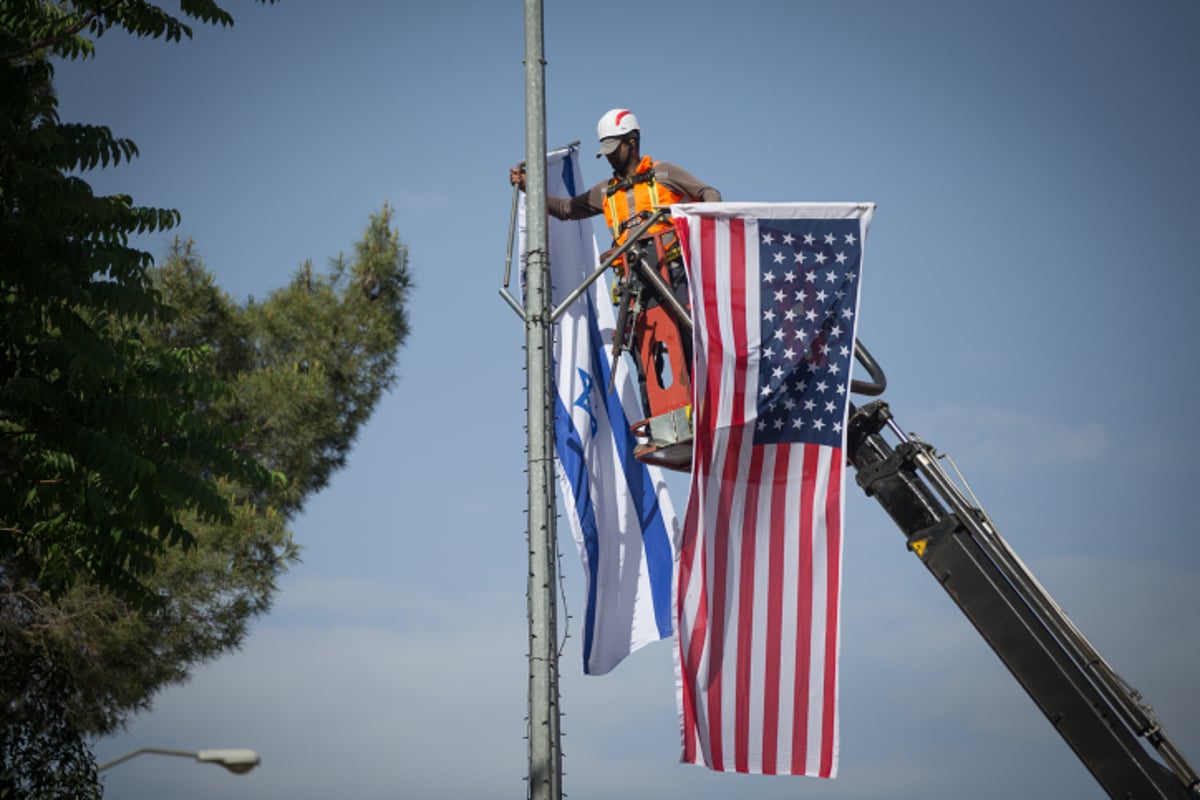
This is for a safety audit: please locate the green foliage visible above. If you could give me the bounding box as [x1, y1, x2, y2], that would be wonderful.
[239, 207, 412, 511]
[0, 593, 102, 800]
[2, 212, 412, 751]
[11, 491, 296, 736]
[30, 219, 412, 737]
[1, 0, 291, 790]
[1, 0, 284, 605]
[0, 0, 269, 63]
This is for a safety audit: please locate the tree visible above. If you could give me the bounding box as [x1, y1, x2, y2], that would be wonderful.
[1, 594, 103, 800]
[1, 0, 282, 609]
[0, 1, 415, 793]
[1, 200, 411, 786]
[31, 215, 412, 738]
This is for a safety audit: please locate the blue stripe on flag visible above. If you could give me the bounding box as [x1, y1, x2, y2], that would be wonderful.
[561, 154, 578, 196]
[552, 392, 601, 667]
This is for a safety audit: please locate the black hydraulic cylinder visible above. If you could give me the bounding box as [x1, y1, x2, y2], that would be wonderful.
[847, 401, 1194, 800]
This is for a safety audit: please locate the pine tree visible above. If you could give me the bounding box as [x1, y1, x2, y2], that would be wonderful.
[12, 215, 411, 740]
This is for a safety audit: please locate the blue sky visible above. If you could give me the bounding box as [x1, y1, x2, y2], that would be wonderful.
[51, 1, 1200, 797]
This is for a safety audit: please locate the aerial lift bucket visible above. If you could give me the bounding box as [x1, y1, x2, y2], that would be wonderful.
[604, 227, 695, 471]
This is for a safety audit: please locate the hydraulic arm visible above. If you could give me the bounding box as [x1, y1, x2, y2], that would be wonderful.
[847, 346, 1198, 798]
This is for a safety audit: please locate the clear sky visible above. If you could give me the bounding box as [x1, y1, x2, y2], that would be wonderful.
[52, 1, 1199, 798]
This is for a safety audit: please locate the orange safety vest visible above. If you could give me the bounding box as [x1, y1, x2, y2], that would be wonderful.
[603, 155, 683, 247]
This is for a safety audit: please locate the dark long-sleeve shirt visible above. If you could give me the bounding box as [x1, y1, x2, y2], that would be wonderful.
[546, 160, 721, 221]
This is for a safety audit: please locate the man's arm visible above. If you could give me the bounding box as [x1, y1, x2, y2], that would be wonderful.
[655, 162, 721, 202]
[510, 165, 607, 220]
[546, 183, 607, 220]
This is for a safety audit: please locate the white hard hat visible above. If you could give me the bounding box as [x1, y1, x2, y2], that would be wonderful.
[596, 108, 640, 157]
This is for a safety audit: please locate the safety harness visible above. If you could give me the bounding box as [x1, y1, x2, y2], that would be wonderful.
[603, 158, 683, 248]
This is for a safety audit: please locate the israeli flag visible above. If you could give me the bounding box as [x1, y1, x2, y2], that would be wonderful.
[518, 145, 679, 675]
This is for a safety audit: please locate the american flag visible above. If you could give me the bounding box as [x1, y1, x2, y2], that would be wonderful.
[670, 202, 873, 777]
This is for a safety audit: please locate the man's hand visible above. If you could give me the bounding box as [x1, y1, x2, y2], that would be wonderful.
[509, 164, 527, 193]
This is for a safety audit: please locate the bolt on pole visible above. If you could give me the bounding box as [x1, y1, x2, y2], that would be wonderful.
[522, 1, 562, 799]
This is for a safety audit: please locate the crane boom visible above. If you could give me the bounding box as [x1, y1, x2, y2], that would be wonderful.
[845, 367, 1199, 798]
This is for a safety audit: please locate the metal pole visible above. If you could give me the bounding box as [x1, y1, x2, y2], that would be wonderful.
[523, 1, 561, 799]
[97, 748, 197, 772]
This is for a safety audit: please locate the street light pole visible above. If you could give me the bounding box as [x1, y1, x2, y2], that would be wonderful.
[97, 747, 261, 775]
[522, 1, 562, 799]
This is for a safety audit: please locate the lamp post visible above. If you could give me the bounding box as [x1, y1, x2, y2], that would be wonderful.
[97, 747, 261, 775]
[522, 3, 561, 799]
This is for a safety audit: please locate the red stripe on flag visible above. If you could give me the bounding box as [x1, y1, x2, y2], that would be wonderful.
[819, 454, 842, 777]
[716, 219, 751, 772]
[760, 445, 789, 775]
[682, 215, 723, 765]
[727, 219, 748, 426]
[705, 218, 748, 771]
[674, 216, 693, 293]
[674, 214, 699, 763]
[698, 216, 723, 446]
[678, 511, 703, 765]
[707, 445, 733, 772]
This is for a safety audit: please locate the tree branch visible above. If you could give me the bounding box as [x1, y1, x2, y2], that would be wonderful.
[0, 1, 126, 62]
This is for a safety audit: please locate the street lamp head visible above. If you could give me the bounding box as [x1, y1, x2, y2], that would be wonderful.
[195, 749, 261, 775]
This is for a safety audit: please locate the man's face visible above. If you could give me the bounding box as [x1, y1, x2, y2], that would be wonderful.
[606, 137, 635, 173]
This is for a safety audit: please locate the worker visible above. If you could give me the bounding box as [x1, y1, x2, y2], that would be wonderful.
[509, 109, 720, 420]
[508, 108, 720, 239]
